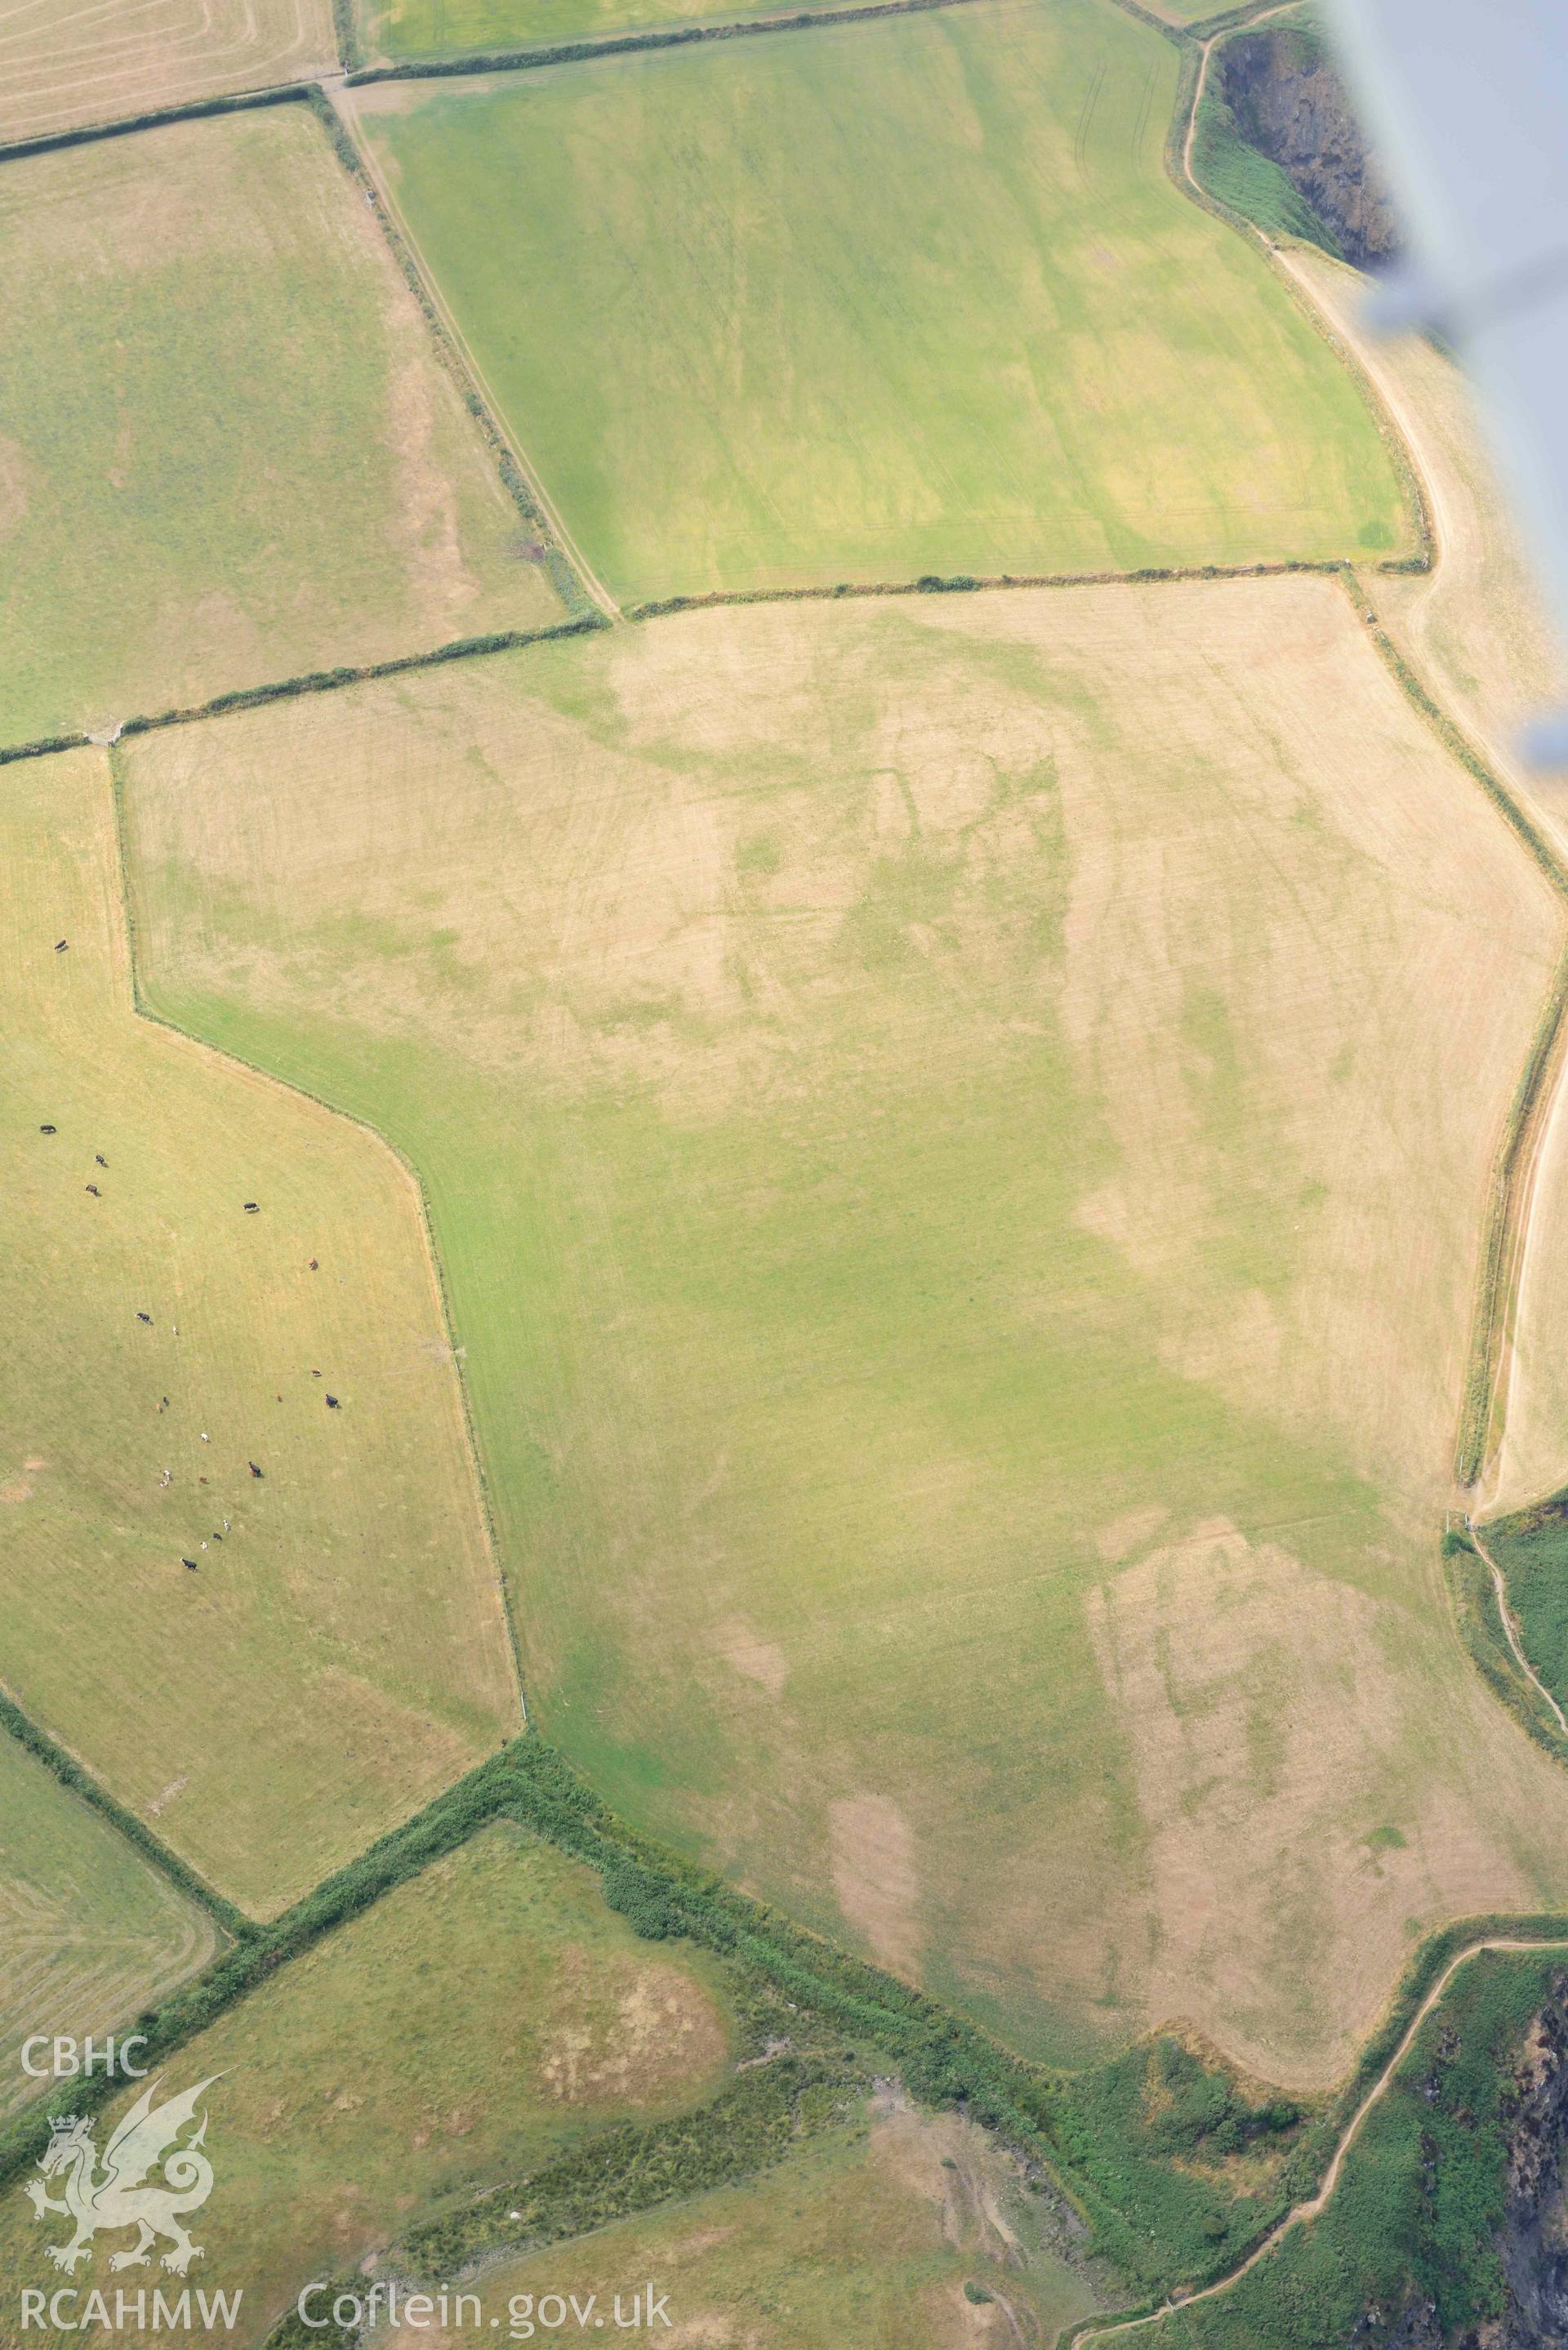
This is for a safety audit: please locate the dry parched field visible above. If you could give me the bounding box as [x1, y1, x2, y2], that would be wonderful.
[0, 1826, 734, 2347]
[0, 0, 337, 145]
[120, 581, 1568, 2080]
[0, 1737, 219, 2122]
[1275, 256, 1568, 1526]
[0, 747, 518, 1916]
[0, 102, 561, 748]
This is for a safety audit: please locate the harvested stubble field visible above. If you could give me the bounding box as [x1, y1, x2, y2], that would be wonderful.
[0, 0, 336, 144]
[118, 581, 1568, 2081]
[0, 1738, 218, 2122]
[360, 0, 843, 61]
[0, 101, 561, 748]
[353, 0, 1409, 607]
[372, 2089, 1107, 2348]
[0, 746, 518, 1915]
[0, 1826, 736, 2346]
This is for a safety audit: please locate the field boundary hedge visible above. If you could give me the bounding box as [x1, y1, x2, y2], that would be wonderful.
[0, 1685, 244, 1934]
[348, 0, 994, 84]
[305, 87, 597, 618]
[0, 81, 310, 171]
[261, 2058, 859, 2345]
[1335, 573, 1568, 1491]
[0, 1738, 1096, 2234]
[0, 619, 601, 774]
[624, 553, 1428, 624]
[333, 0, 364, 73]
[12, 1717, 1568, 2342]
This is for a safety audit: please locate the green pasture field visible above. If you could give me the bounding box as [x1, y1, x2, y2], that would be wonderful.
[353, 0, 1409, 609]
[0, 1826, 736, 2346]
[118, 582, 1568, 2078]
[0, 103, 560, 750]
[0, 1738, 219, 2121]
[0, 0, 337, 144]
[0, 747, 519, 1916]
[359, 0, 841, 62]
[371, 2094, 1109, 2348]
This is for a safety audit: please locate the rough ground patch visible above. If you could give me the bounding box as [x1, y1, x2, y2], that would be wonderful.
[368, 2086, 1108, 2348]
[0, 747, 517, 1914]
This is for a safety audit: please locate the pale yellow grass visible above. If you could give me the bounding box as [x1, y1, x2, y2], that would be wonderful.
[0, 0, 337, 143]
[116, 585, 1568, 2078]
[1287, 249, 1568, 840]
[0, 748, 517, 1915]
[1281, 255, 1568, 1518]
[0, 1737, 220, 2120]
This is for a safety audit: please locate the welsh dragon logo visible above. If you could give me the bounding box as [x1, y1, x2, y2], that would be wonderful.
[25, 2076, 220, 2276]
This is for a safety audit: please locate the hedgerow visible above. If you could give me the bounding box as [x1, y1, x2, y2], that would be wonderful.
[0, 83, 305, 171]
[0, 1689, 242, 1932]
[347, 0, 991, 87]
[301, 89, 595, 620]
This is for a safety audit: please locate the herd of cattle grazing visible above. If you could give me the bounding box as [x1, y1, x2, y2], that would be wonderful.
[35, 969, 342, 1580]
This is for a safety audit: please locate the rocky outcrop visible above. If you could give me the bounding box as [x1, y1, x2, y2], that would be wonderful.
[1348, 1978, 1568, 2348]
[1480, 1990, 1568, 2348]
[1218, 27, 1401, 270]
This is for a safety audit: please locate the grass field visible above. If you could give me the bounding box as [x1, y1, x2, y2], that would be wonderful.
[0, 1738, 219, 2121]
[370, 2091, 1109, 2348]
[0, 1825, 736, 2344]
[116, 581, 1568, 2080]
[0, 0, 337, 144]
[0, 102, 561, 749]
[0, 746, 518, 1915]
[360, 0, 843, 60]
[353, 0, 1409, 607]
